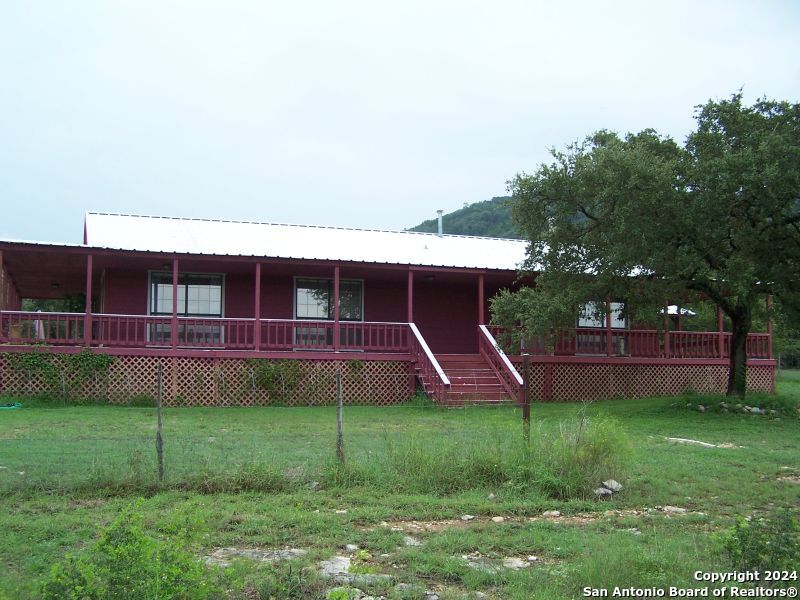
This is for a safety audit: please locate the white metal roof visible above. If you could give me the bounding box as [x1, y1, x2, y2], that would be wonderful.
[83, 212, 528, 271]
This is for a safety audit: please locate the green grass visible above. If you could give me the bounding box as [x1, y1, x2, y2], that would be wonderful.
[1, 379, 798, 599]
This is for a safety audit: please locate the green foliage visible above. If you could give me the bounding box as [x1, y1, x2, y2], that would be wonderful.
[2, 351, 59, 386]
[718, 511, 800, 580]
[65, 349, 115, 384]
[408, 197, 520, 238]
[323, 415, 630, 499]
[497, 93, 800, 397]
[21, 294, 86, 313]
[41, 504, 219, 599]
[243, 563, 324, 600]
[2, 350, 114, 402]
[246, 359, 304, 399]
[345, 359, 364, 374]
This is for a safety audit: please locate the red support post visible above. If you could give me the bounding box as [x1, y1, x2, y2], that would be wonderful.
[766, 295, 773, 360]
[478, 273, 485, 325]
[0, 249, 4, 310]
[605, 295, 613, 356]
[171, 259, 179, 349]
[663, 302, 671, 359]
[717, 306, 725, 358]
[333, 266, 340, 351]
[253, 262, 261, 351]
[84, 254, 93, 346]
[407, 270, 414, 323]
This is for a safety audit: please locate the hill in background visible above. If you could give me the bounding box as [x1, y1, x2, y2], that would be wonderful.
[407, 196, 520, 239]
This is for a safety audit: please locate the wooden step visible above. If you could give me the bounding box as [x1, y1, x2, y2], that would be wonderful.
[417, 353, 515, 406]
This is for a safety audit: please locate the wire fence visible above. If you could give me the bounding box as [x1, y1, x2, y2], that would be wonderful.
[0, 382, 533, 496]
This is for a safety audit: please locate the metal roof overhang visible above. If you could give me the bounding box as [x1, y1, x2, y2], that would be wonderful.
[0, 240, 522, 300]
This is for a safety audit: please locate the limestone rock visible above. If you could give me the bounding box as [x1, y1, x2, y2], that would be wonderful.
[662, 506, 687, 514]
[502, 557, 530, 570]
[542, 510, 561, 518]
[320, 555, 352, 577]
[204, 547, 306, 568]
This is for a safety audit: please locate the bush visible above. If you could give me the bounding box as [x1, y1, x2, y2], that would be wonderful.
[718, 511, 800, 582]
[509, 415, 630, 499]
[41, 503, 219, 600]
[321, 415, 630, 500]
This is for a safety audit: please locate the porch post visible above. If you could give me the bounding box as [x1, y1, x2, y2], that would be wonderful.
[333, 266, 340, 351]
[605, 294, 613, 356]
[253, 262, 261, 351]
[407, 270, 413, 323]
[663, 302, 671, 359]
[766, 295, 773, 359]
[171, 258, 179, 349]
[84, 253, 93, 346]
[717, 306, 725, 358]
[478, 273, 485, 325]
[0, 249, 4, 310]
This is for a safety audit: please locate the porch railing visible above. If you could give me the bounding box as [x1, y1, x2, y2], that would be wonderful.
[0, 311, 84, 345]
[0, 311, 412, 354]
[488, 325, 771, 360]
[408, 322, 450, 402]
[478, 325, 523, 403]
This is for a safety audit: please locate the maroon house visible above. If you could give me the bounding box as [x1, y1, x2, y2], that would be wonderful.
[0, 213, 775, 406]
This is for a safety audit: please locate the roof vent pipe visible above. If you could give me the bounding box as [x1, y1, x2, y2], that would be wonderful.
[436, 210, 444, 237]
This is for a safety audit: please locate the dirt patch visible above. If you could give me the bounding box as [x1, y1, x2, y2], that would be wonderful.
[204, 547, 307, 568]
[777, 475, 800, 484]
[375, 507, 702, 534]
[666, 437, 742, 449]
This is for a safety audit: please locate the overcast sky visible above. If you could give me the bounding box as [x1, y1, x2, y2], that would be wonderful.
[1, 0, 798, 243]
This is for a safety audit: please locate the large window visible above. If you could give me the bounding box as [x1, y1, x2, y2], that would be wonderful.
[577, 301, 626, 329]
[150, 273, 223, 317]
[149, 273, 224, 345]
[295, 278, 362, 321]
[576, 301, 627, 355]
[294, 278, 363, 348]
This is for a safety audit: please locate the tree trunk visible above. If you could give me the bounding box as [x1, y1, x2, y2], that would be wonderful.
[726, 304, 752, 397]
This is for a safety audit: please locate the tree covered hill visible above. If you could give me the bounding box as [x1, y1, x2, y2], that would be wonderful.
[407, 196, 520, 238]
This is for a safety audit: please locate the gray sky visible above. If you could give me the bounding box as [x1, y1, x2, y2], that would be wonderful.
[1, 0, 799, 243]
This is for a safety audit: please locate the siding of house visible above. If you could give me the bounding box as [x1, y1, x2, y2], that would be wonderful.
[98, 267, 496, 354]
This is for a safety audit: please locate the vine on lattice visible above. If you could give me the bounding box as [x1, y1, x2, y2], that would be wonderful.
[1, 349, 115, 400]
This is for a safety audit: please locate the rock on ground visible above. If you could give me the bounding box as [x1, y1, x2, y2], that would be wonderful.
[319, 555, 352, 577]
[661, 505, 687, 514]
[204, 547, 306, 568]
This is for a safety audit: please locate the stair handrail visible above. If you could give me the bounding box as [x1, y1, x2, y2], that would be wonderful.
[408, 323, 450, 401]
[479, 325, 523, 403]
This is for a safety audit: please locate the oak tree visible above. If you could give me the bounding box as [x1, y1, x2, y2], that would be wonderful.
[493, 94, 800, 396]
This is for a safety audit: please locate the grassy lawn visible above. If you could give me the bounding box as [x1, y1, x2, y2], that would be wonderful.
[1, 376, 798, 599]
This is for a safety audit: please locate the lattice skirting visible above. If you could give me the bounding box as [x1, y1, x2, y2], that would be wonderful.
[521, 361, 774, 402]
[0, 355, 412, 406]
